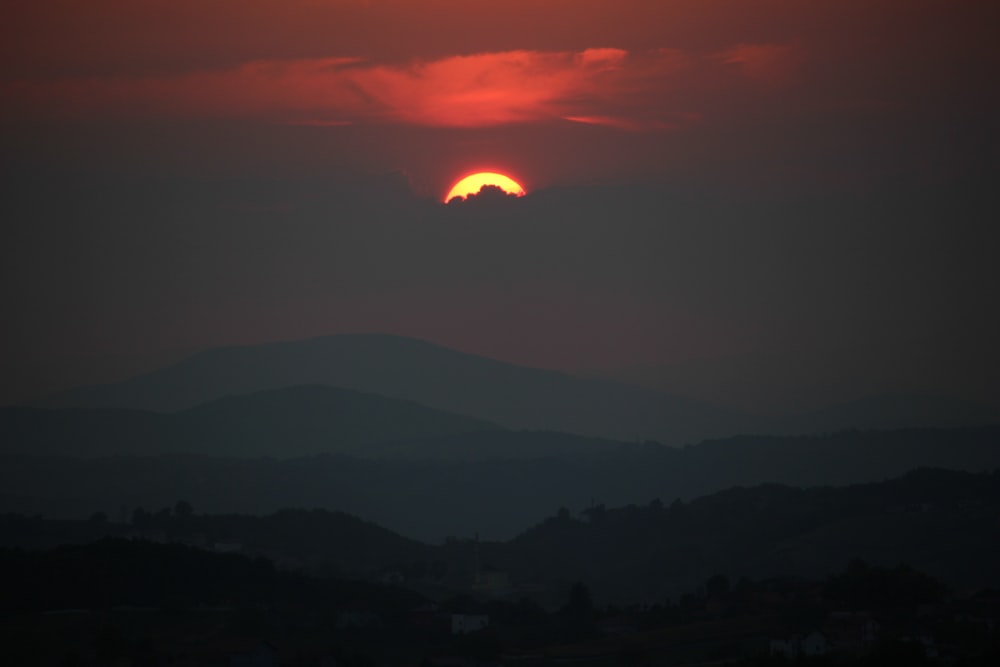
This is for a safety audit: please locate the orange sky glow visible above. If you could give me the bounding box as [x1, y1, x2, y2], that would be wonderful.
[1, 0, 995, 195]
[0, 0, 997, 404]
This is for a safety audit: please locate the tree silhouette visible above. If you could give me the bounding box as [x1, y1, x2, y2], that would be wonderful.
[562, 582, 597, 639]
[174, 500, 194, 520]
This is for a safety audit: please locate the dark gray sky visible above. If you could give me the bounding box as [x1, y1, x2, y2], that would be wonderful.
[1, 0, 997, 411]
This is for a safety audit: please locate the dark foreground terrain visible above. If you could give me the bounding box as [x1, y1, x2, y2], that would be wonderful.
[3, 537, 999, 666]
[4, 424, 999, 541]
[3, 467, 1000, 666]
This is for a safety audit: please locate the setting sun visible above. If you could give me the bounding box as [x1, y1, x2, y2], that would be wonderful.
[445, 172, 526, 202]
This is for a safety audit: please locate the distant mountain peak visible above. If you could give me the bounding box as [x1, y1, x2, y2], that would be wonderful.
[38, 332, 749, 445]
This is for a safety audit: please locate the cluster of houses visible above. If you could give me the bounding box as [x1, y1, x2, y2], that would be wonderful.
[408, 603, 490, 636]
[769, 612, 879, 659]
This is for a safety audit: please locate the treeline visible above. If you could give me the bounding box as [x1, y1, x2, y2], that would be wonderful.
[4, 467, 1000, 604]
[474, 467, 1000, 601]
[3, 425, 999, 542]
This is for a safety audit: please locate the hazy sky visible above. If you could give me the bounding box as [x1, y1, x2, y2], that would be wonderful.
[1, 0, 997, 409]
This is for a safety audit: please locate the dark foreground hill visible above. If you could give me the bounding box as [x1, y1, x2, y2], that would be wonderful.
[0, 538, 427, 667]
[1, 385, 499, 457]
[0, 507, 431, 586]
[0, 537, 417, 614]
[3, 468, 999, 607]
[2, 425, 998, 541]
[37, 333, 752, 445]
[489, 467, 1000, 602]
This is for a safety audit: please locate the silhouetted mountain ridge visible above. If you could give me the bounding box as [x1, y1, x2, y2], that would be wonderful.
[37, 333, 754, 445]
[38, 334, 1000, 443]
[179, 384, 501, 457]
[1, 384, 500, 457]
[2, 425, 998, 541]
[3, 468, 999, 606]
[491, 467, 1000, 601]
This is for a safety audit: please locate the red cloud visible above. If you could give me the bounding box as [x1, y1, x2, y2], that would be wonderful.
[10, 48, 700, 129]
[563, 116, 644, 131]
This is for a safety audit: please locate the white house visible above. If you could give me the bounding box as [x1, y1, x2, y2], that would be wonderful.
[451, 613, 489, 635]
[770, 632, 831, 658]
[800, 631, 832, 656]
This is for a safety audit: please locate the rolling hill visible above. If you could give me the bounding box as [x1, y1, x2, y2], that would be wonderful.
[1, 384, 500, 458]
[2, 425, 998, 542]
[491, 467, 1000, 602]
[37, 333, 753, 445]
[4, 468, 1000, 606]
[38, 335, 1000, 445]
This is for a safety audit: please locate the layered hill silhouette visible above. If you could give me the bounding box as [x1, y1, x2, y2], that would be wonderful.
[491, 467, 1000, 602]
[1, 385, 500, 458]
[37, 333, 753, 445]
[776, 392, 1000, 433]
[3, 469, 999, 605]
[3, 425, 998, 541]
[37, 334, 999, 444]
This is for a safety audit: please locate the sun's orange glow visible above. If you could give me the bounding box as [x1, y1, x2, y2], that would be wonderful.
[445, 172, 527, 202]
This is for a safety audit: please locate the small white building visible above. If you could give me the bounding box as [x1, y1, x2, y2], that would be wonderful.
[800, 631, 832, 656]
[451, 613, 489, 635]
[770, 632, 831, 658]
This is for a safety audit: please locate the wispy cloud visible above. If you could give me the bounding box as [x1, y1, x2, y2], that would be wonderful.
[9, 45, 797, 130]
